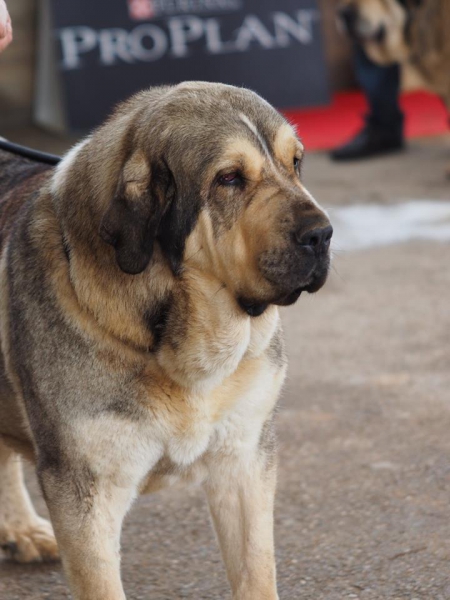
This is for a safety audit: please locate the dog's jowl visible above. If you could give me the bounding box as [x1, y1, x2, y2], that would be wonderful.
[0, 83, 332, 599]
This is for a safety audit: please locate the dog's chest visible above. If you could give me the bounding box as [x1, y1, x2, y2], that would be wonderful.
[139, 349, 285, 494]
[163, 354, 280, 464]
[78, 309, 284, 492]
[143, 308, 283, 467]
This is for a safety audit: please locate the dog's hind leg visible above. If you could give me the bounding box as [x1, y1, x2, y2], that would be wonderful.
[0, 439, 59, 562]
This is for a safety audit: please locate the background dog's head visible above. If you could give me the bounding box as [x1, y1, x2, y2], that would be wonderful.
[55, 83, 332, 314]
[337, 0, 422, 64]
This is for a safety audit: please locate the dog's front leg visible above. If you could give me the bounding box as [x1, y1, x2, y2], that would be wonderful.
[39, 464, 136, 600]
[205, 438, 278, 600]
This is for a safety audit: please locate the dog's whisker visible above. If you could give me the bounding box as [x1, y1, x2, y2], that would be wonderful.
[331, 263, 345, 283]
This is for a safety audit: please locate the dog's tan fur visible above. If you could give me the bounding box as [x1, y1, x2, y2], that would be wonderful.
[0, 82, 331, 599]
[338, 0, 450, 108]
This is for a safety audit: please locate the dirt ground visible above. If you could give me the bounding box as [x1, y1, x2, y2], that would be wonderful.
[1, 130, 449, 600]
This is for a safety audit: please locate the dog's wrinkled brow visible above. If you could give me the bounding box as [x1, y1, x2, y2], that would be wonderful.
[239, 113, 274, 162]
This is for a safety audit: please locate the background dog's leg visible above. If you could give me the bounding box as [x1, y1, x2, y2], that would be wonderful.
[205, 449, 278, 600]
[39, 466, 135, 600]
[0, 439, 58, 562]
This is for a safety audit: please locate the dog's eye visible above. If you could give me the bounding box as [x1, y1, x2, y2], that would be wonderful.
[293, 157, 302, 176]
[218, 172, 242, 187]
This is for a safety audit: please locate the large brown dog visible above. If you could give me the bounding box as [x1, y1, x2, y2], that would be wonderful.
[0, 82, 332, 599]
[337, 0, 450, 107]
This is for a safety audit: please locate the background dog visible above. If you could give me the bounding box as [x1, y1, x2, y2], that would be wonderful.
[0, 82, 332, 599]
[337, 0, 450, 108]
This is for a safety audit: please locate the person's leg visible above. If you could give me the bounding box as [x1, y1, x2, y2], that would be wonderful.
[355, 45, 403, 133]
[331, 45, 404, 161]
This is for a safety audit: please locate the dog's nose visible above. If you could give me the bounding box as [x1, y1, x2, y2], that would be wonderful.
[339, 4, 357, 28]
[296, 225, 333, 253]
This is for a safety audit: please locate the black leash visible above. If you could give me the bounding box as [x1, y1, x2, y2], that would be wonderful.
[0, 139, 61, 166]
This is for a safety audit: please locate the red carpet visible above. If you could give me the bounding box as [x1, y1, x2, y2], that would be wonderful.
[283, 90, 448, 151]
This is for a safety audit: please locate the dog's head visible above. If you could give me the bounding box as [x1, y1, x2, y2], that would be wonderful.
[60, 83, 332, 314]
[337, 0, 423, 64]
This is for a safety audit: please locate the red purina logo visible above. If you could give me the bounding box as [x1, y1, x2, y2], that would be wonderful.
[127, 0, 243, 20]
[128, 0, 155, 20]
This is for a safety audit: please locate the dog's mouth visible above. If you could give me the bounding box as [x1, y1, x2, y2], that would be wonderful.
[238, 268, 329, 316]
[275, 287, 304, 307]
[274, 271, 329, 307]
[237, 289, 304, 316]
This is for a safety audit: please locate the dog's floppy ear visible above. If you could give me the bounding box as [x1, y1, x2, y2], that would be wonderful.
[157, 181, 201, 276]
[100, 152, 172, 275]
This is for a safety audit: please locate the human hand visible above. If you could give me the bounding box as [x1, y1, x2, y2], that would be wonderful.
[0, 0, 12, 53]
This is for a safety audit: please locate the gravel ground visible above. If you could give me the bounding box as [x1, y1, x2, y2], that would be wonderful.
[0, 130, 449, 599]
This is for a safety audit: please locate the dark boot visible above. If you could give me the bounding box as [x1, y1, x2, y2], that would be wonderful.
[331, 119, 404, 162]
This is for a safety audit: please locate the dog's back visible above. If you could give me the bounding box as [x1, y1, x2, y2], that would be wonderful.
[0, 150, 53, 454]
[0, 150, 52, 253]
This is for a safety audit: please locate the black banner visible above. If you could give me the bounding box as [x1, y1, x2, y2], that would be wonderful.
[50, 0, 330, 130]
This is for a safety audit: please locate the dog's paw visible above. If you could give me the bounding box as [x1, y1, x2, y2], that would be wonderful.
[0, 517, 59, 563]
